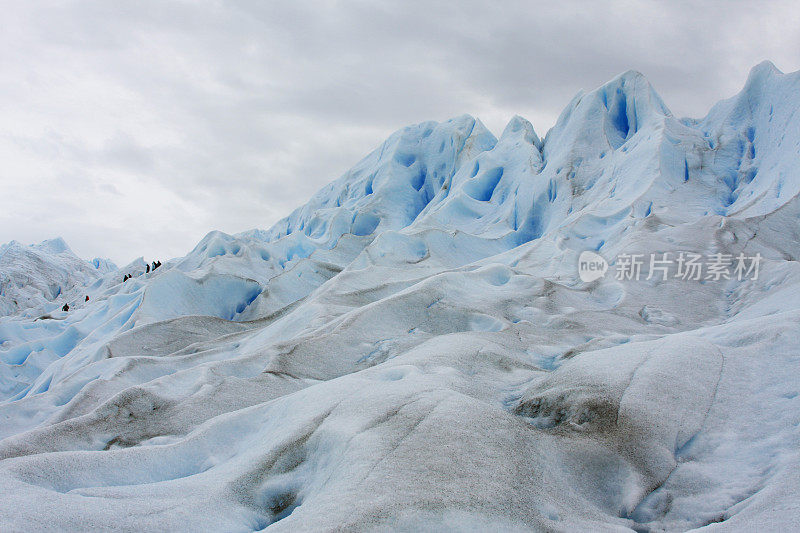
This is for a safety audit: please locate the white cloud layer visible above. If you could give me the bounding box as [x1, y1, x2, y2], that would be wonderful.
[1, 0, 798, 264]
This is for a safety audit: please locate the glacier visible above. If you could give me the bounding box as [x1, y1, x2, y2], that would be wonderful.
[0, 238, 116, 318]
[0, 61, 799, 531]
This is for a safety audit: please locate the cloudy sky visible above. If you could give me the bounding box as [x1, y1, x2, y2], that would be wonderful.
[1, 1, 798, 265]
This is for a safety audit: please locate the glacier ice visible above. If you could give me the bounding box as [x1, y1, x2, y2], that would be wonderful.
[0, 238, 117, 317]
[1, 62, 799, 531]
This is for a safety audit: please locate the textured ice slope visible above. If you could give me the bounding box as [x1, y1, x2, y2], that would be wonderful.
[0, 62, 799, 532]
[0, 238, 116, 317]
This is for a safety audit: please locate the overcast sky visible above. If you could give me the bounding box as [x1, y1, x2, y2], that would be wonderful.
[1, 1, 798, 265]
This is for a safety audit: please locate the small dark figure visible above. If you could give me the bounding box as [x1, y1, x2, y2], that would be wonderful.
[146, 264, 150, 273]
[157, 261, 161, 268]
[62, 303, 69, 312]
[152, 261, 158, 271]
[123, 274, 129, 282]
[85, 295, 89, 302]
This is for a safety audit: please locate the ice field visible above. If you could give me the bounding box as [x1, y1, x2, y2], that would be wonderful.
[1, 62, 799, 531]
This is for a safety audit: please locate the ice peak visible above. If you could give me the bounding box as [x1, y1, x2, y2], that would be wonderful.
[91, 257, 118, 273]
[613, 68, 647, 83]
[37, 237, 71, 254]
[542, 68, 671, 159]
[594, 68, 671, 117]
[749, 59, 782, 78]
[0, 240, 23, 255]
[739, 59, 786, 96]
[500, 115, 542, 149]
[0, 237, 73, 257]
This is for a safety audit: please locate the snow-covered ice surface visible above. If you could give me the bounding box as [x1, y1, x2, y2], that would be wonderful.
[0, 238, 117, 318]
[1, 62, 799, 531]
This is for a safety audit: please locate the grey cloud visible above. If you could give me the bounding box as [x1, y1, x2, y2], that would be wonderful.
[0, 0, 798, 263]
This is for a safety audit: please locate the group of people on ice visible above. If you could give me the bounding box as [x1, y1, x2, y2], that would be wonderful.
[122, 260, 162, 283]
[61, 260, 163, 313]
